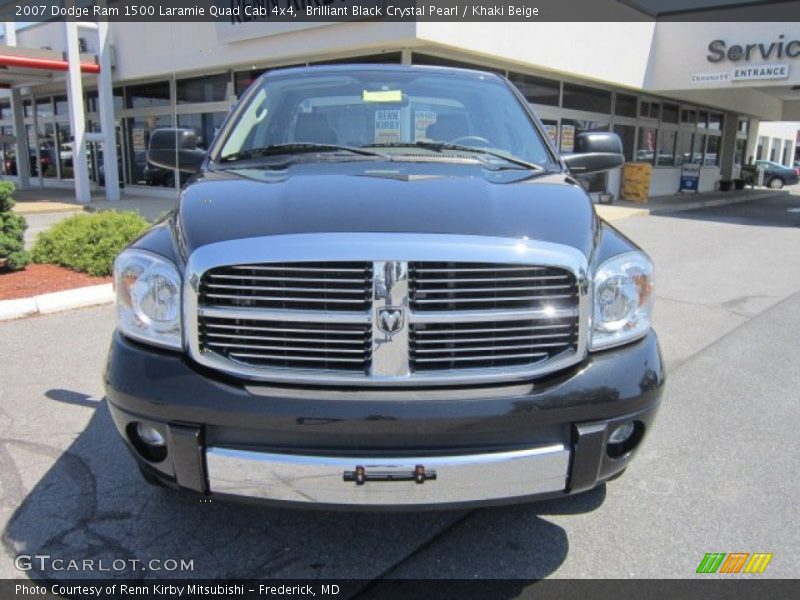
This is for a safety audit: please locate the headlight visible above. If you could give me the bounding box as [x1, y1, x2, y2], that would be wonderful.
[590, 251, 654, 351]
[114, 249, 182, 350]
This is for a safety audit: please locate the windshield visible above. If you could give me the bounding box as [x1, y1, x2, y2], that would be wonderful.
[216, 68, 553, 166]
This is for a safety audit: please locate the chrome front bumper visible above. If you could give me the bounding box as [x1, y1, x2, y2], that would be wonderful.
[206, 444, 570, 506]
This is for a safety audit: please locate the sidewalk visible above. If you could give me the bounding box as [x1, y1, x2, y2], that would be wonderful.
[11, 187, 178, 221]
[594, 188, 787, 222]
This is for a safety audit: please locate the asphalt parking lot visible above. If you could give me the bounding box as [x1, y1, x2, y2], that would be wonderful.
[1, 192, 799, 589]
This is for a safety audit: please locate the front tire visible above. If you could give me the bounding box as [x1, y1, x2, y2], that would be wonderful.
[768, 177, 784, 189]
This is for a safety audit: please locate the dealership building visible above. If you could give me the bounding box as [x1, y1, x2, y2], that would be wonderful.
[1, 8, 800, 202]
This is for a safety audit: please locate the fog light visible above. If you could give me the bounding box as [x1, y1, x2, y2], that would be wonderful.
[606, 420, 644, 459]
[608, 421, 635, 444]
[127, 422, 168, 463]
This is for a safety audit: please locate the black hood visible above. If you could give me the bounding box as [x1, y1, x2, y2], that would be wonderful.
[176, 160, 597, 259]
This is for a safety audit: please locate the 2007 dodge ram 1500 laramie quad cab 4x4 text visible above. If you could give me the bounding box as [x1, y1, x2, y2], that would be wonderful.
[105, 65, 664, 509]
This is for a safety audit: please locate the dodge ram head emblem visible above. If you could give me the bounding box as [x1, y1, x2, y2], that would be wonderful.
[377, 307, 404, 335]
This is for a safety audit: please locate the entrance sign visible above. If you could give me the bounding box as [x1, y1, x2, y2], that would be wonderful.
[679, 162, 700, 193]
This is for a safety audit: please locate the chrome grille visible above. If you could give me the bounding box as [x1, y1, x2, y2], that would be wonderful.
[199, 316, 371, 372]
[199, 262, 372, 311]
[409, 262, 577, 311]
[410, 318, 579, 371]
[186, 234, 589, 386]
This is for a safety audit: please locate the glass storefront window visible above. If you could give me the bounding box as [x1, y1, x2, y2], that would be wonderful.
[0, 102, 9, 120]
[176, 112, 226, 150]
[680, 109, 696, 126]
[234, 68, 269, 96]
[709, 113, 724, 131]
[126, 81, 171, 109]
[509, 73, 560, 106]
[656, 129, 676, 166]
[35, 99, 53, 119]
[0, 125, 15, 176]
[691, 133, 706, 165]
[706, 135, 721, 166]
[125, 115, 173, 187]
[27, 123, 57, 177]
[677, 130, 694, 165]
[662, 103, 679, 124]
[54, 96, 69, 116]
[562, 83, 611, 113]
[738, 118, 749, 135]
[57, 122, 74, 179]
[697, 111, 709, 129]
[613, 124, 635, 161]
[177, 73, 230, 104]
[636, 127, 657, 164]
[614, 93, 637, 118]
[411, 54, 504, 75]
[734, 138, 746, 167]
[639, 101, 660, 120]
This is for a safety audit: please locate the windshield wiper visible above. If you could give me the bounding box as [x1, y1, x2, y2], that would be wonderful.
[220, 143, 389, 163]
[361, 141, 545, 171]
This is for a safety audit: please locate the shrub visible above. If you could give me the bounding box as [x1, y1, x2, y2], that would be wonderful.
[32, 211, 149, 276]
[0, 181, 31, 271]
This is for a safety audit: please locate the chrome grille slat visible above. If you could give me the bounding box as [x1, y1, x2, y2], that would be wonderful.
[413, 266, 549, 273]
[413, 323, 572, 334]
[414, 332, 573, 344]
[411, 276, 569, 284]
[208, 275, 369, 284]
[417, 284, 573, 293]
[414, 352, 550, 364]
[229, 265, 367, 273]
[229, 352, 367, 364]
[205, 283, 370, 294]
[412, 294, 574, 304]
[204, 293, 369, 304]
[205, 332, 366, 345]
[208, 342, 368, 354]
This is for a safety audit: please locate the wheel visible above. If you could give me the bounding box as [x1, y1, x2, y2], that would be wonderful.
[768, 177, 784, 190]
[138, 464, 165, 487]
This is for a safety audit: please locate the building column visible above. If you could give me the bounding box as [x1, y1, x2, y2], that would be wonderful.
[719, 111, 739, 181]
[9, 89, 30, 189]
[96, 21, 120, 201]
[744, 118, 760, 165]
[4, 21, 30, 189]
[65, 22, 91, 204]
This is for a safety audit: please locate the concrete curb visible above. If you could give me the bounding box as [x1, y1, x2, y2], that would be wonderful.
[0, 283, 114, 321]
[600, 190, 786, 222]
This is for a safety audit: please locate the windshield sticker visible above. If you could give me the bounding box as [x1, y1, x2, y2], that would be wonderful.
[414, 110, 437, 142]
[375, 109, 402, 144]
[300, 99, 313, 113]
[363, 89, 403, 103]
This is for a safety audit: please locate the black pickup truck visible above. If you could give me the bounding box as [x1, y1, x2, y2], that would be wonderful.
[105, 65, 664, 509]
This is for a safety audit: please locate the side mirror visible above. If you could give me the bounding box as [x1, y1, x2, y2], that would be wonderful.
[562, 132, 624, 175]
[146, 128, 205, 174]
